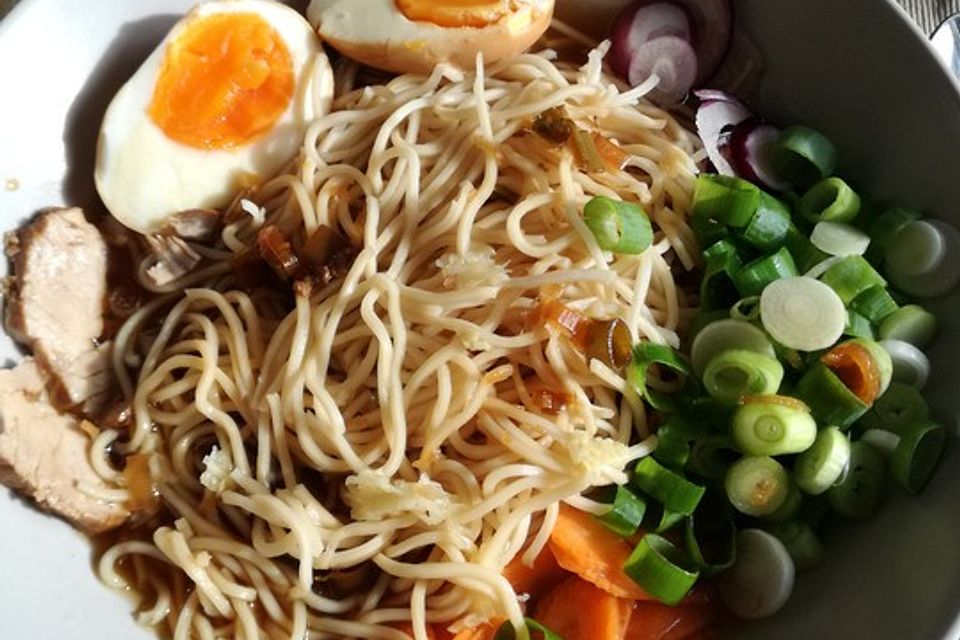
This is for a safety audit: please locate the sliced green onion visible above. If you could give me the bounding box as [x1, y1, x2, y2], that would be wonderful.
[598, 485, 647, 537]
[733, 247, 799, 297]
[718, 529, 796, 619]
[731, 398, 817, 456]
[891, 421, 945, 494]
[857, 381, 930, 434]
[844, 310, 874, 340]
[700, 264, 741, 312]
[799, 494, 830, 530]
[652, 414, 705, 469]
[582, 196, 653, 254]
[811, 221, 871, 256]
[793, 362, 870, 428]
[851, 337, 894, 397]
[859, 428, 901, 457]
[693, 174, 762, 228]
[794, 426, 851, 495]
[725, 456, 791, 517]
[702, 349, 784, 405]
[655, 508, 687, 534]
[689, 309, 730, 342]
[739, 193, 792, 251]
[850, 285, 899, 324]
[688, 434, 741, 481]
[690, 318, 775, 376]
[879, 339, 930, 389]
[759, 276, 846, 351]
[763, 482, 804, 523]
[886, 220, 960, 297]
[770, 125, 837, 189]
[633, 457, 705, 516]
[627, 343, 698, 412]
[784, 224, 829, 273]
[868, 206, 921, 253]
[730, 296, 761, 322]
[798, 177, 861, 224]
[624, 533, 700, 605]
[495, 618, 562, 640]
[878, 304, 938, 348]
[765, 521, 824, 572]
[819, 255, 886, 304]
[685, 494, 737, 576]
[884, 220, 944, 277]
[691, 214, 729, 248]
[827, 441, 887, 519]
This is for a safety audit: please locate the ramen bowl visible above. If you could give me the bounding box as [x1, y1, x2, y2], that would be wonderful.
[1, 0, 959, 638]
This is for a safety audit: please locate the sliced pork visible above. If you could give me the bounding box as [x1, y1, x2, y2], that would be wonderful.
[0, 358, 127, 533]
[5, 207, 113, 411]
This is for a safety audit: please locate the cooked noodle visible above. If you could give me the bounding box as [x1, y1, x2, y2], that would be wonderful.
[93, 32, 701, 640]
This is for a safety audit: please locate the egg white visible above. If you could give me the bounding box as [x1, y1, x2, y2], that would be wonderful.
[95, 0, 333, 233]
[307, 0, 555, 75]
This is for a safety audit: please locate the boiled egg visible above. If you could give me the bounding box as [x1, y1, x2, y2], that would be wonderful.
[95, 0, 334, 233]
[307, 0, 555, 74]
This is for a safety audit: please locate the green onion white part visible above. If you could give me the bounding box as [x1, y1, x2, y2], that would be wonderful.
[691, 318, 775, 376]
[811, 221, 871, 256]
[718, 529, 796, 619]
[879, 339, 930, 389]
[859, 429, 900, 458]
[887, 220, 960, 297]
[759, 276, 845, 351]
[794, 426, 851, 495]
[725, 456, 791, 517]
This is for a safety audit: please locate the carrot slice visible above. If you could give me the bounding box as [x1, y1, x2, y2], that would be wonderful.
[624, 602, 719, 640]
[503, 546, 567, 600]
[822, 341, 880, 404]
[548, 504, 652, 600]
[534, 574, 633, 640]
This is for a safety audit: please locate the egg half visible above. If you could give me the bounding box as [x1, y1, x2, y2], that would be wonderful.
[95, 0, 333, 233]
[307, 0, 555, 75]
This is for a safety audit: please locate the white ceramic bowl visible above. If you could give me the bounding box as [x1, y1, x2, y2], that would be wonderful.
[1, 1, 959, 638]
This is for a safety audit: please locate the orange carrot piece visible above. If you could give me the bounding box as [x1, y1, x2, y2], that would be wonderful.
[548, 504, 652, 600]
[822, 341, 881, 404]
[534, 574, 633, 640]
[503, 546, 567, 599]
[624, 602, 718, 640]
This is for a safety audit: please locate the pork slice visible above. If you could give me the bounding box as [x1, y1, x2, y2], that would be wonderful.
[0, 358, 128, 534]
[5, 207, 113, 410]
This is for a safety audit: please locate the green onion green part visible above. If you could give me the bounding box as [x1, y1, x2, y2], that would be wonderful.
[730, 296, 761, 322]
[624, 534, 701, 605]
[702, 349, 784, 405]
[725, 456, 792, 517]
[827, 441, 887, 519]
[731, 399, 817, 456]
[794, 426, 852, 495]
[627, 343, 698, 412]
[868, 206, 921, 253]
[857, 382, 930, 434]
[599, 485, 648, 537]
[798, 177, 862, 224]
[582, 196, 654, 254]
[844, 310, 875, 340]
[878, 304, 938, 349]
[770, 126, 838, 189]
[685, 495, 737, 576]
[891, 420, 946, 494]
[690, 318, 775, 376]
[688, 434, 741, 481]
[633, 457, 706, 516]
[850, 285, 899, 324]
[819, 255, 886, 304]
[733, 247, 799, 297]
[739, 193, 792, 251]
[785, 224, 830, 273]
[793, 362, 870, 428]
[693, 174, 762, 228]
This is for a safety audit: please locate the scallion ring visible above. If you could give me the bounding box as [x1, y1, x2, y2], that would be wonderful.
[582, 196, 653, 254]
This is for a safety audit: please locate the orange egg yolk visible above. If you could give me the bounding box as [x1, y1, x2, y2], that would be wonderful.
[148, 12, 294, 150]
[395, 0, 513, 28]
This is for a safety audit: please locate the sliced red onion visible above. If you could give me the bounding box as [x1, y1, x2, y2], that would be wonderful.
[695, 95, 752, 175]
[672, 0, 733, 83]
[693, 88, 739, 104]
[729, 119, 792, 191]
[628, 36, 699, 105]
[609, 1, 693, 80]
